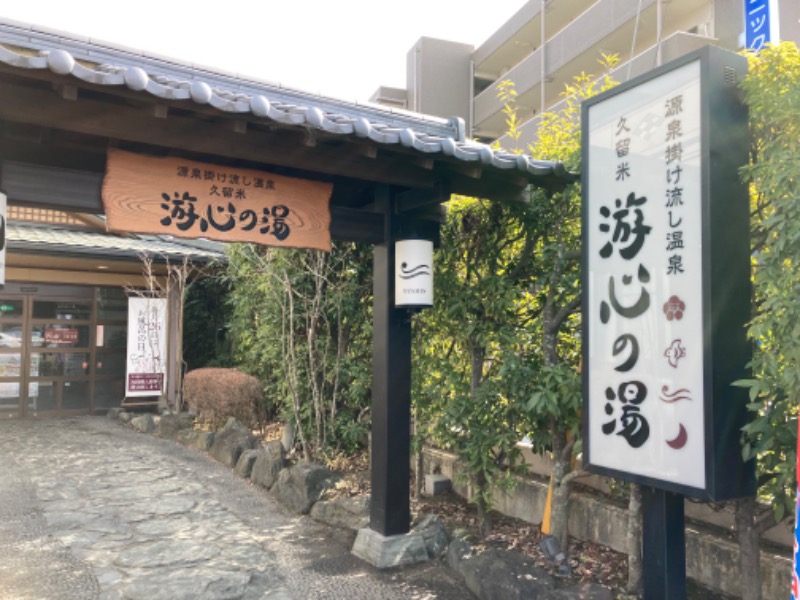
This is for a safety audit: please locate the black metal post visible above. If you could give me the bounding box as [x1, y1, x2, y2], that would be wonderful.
[370, 185, 412, 537]
[642, 486, 686, 600]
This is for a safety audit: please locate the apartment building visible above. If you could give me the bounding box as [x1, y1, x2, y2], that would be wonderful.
[371, 0, 800, 148]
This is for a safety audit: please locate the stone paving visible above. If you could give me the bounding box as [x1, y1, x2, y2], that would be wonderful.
[0, 417, 472, 600]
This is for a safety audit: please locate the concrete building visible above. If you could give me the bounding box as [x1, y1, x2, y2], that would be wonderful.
[372, 0, 800, 148]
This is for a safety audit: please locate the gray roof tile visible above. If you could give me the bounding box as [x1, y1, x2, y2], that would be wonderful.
[0, 18, 575, 185]
[8, 223, 225, 263]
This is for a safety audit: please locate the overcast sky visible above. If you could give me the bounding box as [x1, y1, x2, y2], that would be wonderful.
[0, 1, 528, 101]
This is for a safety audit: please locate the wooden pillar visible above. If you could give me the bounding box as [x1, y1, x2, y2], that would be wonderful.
[370, 184, 412, 536]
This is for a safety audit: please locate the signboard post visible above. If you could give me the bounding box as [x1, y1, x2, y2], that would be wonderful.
[581, 46, 754, 598]
[126, 297, 168, 398]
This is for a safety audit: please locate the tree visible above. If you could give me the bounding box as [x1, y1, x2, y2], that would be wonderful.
[735, 41, 800, 600]
[413, 58, 617, 541]
[517, 57, 618, 553]
[224, 241, 373, 460]
[415, 196, 541, 537]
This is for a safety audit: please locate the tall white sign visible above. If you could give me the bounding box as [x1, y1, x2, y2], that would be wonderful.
[585, 60, 705, 490]
[583, 47, 753, 501]
[126, 297, 167, 397]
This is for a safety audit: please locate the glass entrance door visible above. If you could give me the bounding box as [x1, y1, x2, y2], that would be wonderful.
[30, 297, 93, 415]
[0, 286, 130, 418]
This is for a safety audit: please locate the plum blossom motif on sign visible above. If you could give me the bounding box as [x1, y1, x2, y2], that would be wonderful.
[663, 295, 686, 321]
[664, 339, 686, 368]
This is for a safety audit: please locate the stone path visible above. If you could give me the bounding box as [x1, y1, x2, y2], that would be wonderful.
[0, 417, 471, 600]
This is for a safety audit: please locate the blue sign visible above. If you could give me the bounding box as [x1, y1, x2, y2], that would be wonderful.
[745, 0, 777, 52]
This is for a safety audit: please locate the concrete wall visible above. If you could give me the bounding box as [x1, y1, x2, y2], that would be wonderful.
[406, 38, 473, 128]
[422, 446, 791, 599]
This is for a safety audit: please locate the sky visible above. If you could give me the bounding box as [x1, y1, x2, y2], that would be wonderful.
[0, 1, 528, 102]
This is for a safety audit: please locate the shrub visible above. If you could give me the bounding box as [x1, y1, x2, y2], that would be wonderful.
[183, 368, 268, 430]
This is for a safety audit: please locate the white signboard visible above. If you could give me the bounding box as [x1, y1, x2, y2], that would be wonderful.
[126, 297, 167, 397]
[395, 239, 434, 308]
[0, 192, 7, 286]
[585, 60, 705, 490]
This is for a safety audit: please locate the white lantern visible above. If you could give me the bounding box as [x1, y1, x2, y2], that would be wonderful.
[395, 239, 433, 308]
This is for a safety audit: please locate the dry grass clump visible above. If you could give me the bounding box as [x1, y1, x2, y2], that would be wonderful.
[183, 368, 266, 430]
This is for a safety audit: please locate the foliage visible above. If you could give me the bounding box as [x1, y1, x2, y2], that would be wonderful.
[738, 42, 800, 522]
[224, 241, 373, 459]
[415, 196, 543, 531]
[183, 272, 233, 370]
[414, 57, 617, 536]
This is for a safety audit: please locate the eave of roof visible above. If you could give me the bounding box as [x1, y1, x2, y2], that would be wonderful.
[0, 18, 577, 189]
[8, 222, 225, 264]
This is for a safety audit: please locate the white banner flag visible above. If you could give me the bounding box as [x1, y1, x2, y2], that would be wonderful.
[126, 297, 167, 397]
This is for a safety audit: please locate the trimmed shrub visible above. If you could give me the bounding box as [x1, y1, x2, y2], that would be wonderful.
[183, 368, 266, 430]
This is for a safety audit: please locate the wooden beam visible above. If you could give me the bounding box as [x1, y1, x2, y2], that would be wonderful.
[395, 180, 451, 213]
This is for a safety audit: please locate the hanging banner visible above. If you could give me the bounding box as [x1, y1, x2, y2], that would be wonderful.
[102, 149, 333, 251]
[126, 297, 168, 397]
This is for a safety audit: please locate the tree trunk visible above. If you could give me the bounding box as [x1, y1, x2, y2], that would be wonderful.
[475, 472, 493, 538]
[735, 496, 762, 600]
[627, 484, 643, 596]
[548, 426, 570, 550]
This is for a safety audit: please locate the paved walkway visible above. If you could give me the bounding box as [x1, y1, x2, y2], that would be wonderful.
[0, 417, 471, 600]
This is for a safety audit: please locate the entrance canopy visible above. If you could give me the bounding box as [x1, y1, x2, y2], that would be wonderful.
[0, 18, 577, 550]
[0, 19, 573, 238]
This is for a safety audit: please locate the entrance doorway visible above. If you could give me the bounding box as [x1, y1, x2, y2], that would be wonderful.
[0, 284, 128, 418]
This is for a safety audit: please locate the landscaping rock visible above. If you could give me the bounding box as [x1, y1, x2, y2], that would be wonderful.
[118, 411, 133, 424]
[271, 463, 340, 514]
[447, 539, 474, 573]
[451, 547, 555, 600]
[549, 582, 614, 599]
[310, 495, 369, 530]
[106, 408, 122, 420]
[411, 514, 450, 558]
[130, 414, 156, 434]
[156, 413, 195, 440]
[177, 429, 215, 451]
[208, 418, 257, 468]
[250, 442, 285, 490]
[235, 449, 259, 478]
[280, 421, 295, 453]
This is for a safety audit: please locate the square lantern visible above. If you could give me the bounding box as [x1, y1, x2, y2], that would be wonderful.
[581, 46, 754, 501]
[395, 239, 434, 309]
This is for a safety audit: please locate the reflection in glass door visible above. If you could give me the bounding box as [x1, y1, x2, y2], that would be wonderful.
[29, 297, 93, 414]
[0, 298, 28, 418]
[0, 287, 130, 418]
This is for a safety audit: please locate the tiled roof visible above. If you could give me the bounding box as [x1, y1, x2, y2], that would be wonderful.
[0, 19, 575, 184]
[8, 222, 225, 263]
